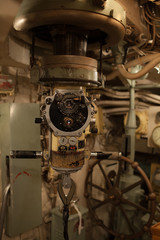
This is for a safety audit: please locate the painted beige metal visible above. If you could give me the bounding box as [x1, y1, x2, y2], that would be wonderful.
[42, 55, 97, 70]
[117, 0, 148, 36]
[13, 0, 126, 46]
[0, 37, 30, 67]
[0, 0, 21, 43]
[0, 104, 42, 237]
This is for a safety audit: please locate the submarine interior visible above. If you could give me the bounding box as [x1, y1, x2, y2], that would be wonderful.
[1, 0, 160, 240]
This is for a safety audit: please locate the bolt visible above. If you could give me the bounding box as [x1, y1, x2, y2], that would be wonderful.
[97, 219, 103, 226]
[120, 234, 125, 240]
[88, 168, 93, 173]
[131, 161, 139, 169]
[109, 195, 115, 200]
[143, 225, 149, 232]
[54, 131, 58, 136]
[84, 193, 89, 198]
[46, 98, 52, 105]
[148, 192, 156, 200]
[110, 9, 114, 17]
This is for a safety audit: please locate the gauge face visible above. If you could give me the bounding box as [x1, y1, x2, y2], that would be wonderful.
[152, 126, 160, 147]
[69, 137, 77, 146]
[49, 92, 88, 132]
[59, 137, 68, 146]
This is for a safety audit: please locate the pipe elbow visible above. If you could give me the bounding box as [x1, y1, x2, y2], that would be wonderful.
[117, 56, 160, 80]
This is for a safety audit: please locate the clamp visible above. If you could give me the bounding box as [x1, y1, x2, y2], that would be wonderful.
[58, 178, 76, 206]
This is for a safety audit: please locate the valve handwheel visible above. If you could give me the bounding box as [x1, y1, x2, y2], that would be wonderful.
[84, 155, 156, 239]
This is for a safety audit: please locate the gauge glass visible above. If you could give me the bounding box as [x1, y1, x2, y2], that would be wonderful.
[69, 137, 77, 146]
[59, 137, 68, 146]
[152, 126, 160, 147]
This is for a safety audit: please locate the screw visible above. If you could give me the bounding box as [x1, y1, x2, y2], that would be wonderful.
[54, 131, 58, 136]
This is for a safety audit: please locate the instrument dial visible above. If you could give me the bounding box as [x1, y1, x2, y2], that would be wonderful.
[69, 137, 77, 146]
[59, 137, 68, 146]
[152, 126, 160, 147]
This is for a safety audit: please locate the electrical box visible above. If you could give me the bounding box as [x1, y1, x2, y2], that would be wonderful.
[0, 103, 42, 237]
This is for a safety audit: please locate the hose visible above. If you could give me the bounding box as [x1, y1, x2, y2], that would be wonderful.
[0, 184, 10, 240]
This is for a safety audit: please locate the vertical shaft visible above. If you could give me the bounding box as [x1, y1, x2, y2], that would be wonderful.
[125, 80, 136, 174]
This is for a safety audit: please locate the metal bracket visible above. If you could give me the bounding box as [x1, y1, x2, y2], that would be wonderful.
[58, 178, 76, 206]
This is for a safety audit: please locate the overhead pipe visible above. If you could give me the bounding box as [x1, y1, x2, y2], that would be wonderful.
[106, 53, 160, 81]
[117, 56, 160, 79]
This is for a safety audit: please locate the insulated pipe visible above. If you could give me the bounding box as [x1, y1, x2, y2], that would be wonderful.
[117, 56, 160, 79]
[106, 53, 160, 81]
[0, 184, 10, 240]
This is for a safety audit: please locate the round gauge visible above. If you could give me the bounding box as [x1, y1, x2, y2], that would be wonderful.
[69, 137, 77, 146]
[152, 126, 160, 147]
[59, 137, 68, 146]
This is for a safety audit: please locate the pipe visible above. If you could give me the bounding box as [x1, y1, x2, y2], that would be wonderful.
[111, 84, 160, 90]
[88, 89, 130, 99]
[125, 80, 136, 171]
[117, 56, 160, 80]
[135, 84, 160, 89]
[96, 100, 129, 106]
[106, 53, 160, 81]
[0, 184, 10, 240]
[102, 107, 129, 115]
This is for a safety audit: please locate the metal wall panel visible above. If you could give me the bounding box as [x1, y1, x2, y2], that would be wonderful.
[0, 103, 42, 237]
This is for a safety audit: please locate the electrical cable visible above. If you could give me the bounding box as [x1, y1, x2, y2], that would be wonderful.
[63, 205, 69, 240]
